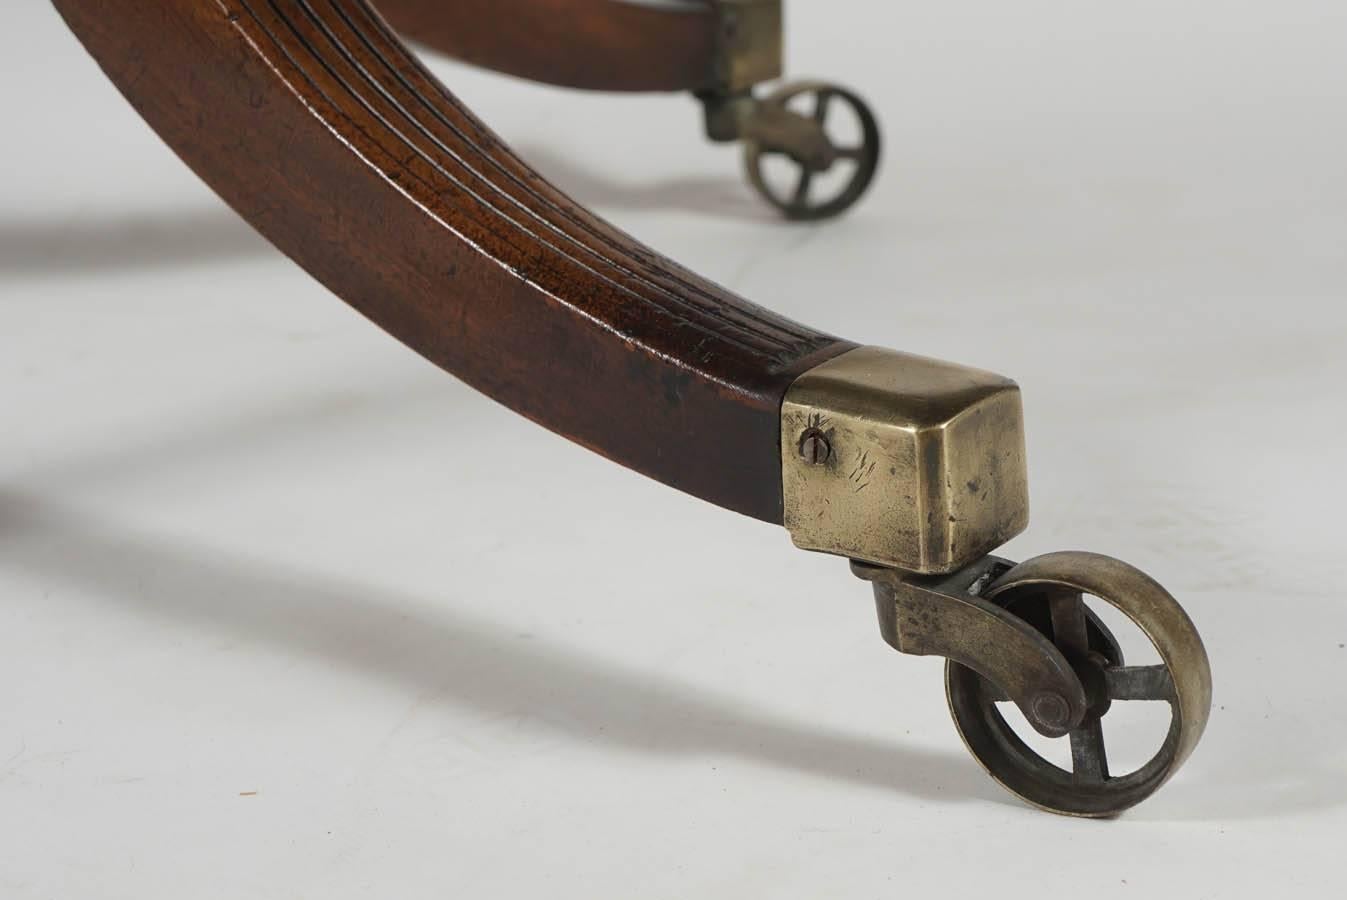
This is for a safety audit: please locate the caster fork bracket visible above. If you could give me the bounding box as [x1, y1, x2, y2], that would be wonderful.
[854, 558, 1089, 738]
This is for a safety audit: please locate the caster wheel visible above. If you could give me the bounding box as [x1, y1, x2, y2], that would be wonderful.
[946, 552, 1212, 817]
[743, 81, 882, 221]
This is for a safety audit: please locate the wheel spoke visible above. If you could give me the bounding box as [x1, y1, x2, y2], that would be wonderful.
[813, 90, 834, 124]
[792, 168, 815, 207]
[836, 146, 867, 160]
[1049, 592, 1091, 660]
[1105, 665, 1175, 701]
[1070, 719, 1110, 782]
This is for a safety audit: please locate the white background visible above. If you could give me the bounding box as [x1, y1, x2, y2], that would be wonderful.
[3, 1, 1346, 897]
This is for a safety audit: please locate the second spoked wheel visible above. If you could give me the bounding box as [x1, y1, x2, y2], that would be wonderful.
[743, 81, 882, 221]
[946, 552, 1212, 817]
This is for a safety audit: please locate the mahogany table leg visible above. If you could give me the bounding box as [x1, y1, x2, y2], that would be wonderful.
[49, 0, 1211, 817]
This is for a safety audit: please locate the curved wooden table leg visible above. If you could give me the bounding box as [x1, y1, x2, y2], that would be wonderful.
[374, 0, 723, 93]
[52, 0, 851, 523]
[50, 0, 1211, 816]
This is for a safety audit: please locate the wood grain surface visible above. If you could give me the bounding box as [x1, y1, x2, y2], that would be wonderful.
[377, 0, 721, 92]
[51, 0, 854, 523]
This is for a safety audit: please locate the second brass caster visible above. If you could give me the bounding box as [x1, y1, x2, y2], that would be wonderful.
[741, 81, 882, 220]
[856, 552, 1212, 817]
[702, 80, 883, 220]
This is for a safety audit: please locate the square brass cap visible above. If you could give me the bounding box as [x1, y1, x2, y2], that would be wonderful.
[781, 346, 1030, 574]
[714, 1, 783, 92]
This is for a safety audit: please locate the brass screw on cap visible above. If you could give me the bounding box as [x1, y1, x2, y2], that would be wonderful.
[799, 429, 831, 465]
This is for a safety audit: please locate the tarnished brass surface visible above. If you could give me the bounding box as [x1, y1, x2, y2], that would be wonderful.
[854, 558, 1088, 737]
[781, 346, 1030, 574]
[714, 0, 783, 92]
[946, 552, 1213, 817]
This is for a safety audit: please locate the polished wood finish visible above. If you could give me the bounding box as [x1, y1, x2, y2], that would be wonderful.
[51, 0, 854, 523]
[376, 0, 720, 92]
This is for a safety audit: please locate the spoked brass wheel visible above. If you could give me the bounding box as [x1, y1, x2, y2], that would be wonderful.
[946, 552, 1212, 817]
[743, 81, 882, 221]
